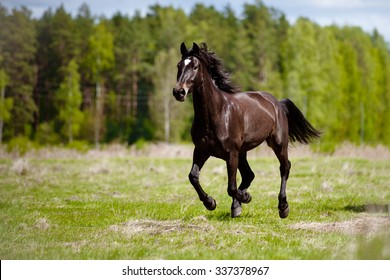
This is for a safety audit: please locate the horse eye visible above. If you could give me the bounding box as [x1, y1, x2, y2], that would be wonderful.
[193, 65, 198, 70]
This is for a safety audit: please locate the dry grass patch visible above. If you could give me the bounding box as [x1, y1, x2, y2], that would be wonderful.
[109, 218, 215, 236]
[290, 214, 390, 235]
[34, 218, 51, 230]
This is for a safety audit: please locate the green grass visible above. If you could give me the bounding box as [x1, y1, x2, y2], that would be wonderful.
[0, 151, 389, 259]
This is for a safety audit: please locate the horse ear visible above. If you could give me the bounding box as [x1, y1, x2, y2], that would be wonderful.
[192, 42, 200, 54]
[180, 42, 188, 56]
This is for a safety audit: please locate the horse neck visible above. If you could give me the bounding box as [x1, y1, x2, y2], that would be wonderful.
[192, 68, 224, 123]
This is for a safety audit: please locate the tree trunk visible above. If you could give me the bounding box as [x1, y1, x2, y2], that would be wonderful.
[164, 89, 170, 143]
[94, 81, 101, 148]
[0, 85, 4, 144]
[131, 69, 138, 120]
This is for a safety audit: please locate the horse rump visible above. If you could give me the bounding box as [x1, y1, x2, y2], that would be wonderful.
[279, 98, 321, 144]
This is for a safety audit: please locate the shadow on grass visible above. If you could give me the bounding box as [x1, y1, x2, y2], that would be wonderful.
[205, 212, 231, 221]
[344, 204, 390, 213]
[205, 211, 258, 222]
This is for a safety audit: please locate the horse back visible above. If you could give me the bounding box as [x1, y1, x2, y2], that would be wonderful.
[233, 91, 281, 125]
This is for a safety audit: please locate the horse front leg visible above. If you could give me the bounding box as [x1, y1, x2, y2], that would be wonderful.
[189, 147, 216, 210]
[226, 152, 252, 207]
[231, 152, 255, 218]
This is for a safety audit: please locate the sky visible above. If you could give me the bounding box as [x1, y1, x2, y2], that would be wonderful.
[2, 0, 390, 43]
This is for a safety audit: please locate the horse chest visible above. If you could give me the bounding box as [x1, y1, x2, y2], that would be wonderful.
[191, 124, 213, 150]
[191, 121, 233, 159]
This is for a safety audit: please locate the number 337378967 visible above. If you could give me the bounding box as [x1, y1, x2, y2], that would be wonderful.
[215, 266, 269, 276]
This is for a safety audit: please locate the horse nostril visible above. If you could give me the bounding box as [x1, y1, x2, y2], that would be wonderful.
[173, 87, 186, 101]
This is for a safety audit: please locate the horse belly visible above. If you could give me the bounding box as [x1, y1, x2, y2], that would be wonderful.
[241, 104, 275, 151]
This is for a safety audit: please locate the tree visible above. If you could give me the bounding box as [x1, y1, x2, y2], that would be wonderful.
[0, 64, 12, 144]
[84, 22, 115, 147]
[150, 48, 192, 142]
[189, 4, 229, 52]
[146, 6, 192, 142]
[371, 30, 390, 145]
[35, 6, 79, 119]
[1, 2, 389, 149]
[0, 6, 37, 138]
[109, 12, 151, 142]
[55, 59, 84, 143]
[243, 0, 287, 92]
[282, 19, 347, 150]
[147, 5, 188, 51]
[220, 6, 255, 91]
[189, 4, 257, 91]
[333, 26, 385, 145]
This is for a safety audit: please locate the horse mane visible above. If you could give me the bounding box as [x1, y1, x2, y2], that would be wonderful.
[188, 43, 238, 94]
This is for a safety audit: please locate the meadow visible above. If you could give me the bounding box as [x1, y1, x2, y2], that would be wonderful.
[0, 144, 389, 259]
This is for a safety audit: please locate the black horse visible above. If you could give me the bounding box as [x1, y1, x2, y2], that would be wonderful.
[173, 42, 320, 218]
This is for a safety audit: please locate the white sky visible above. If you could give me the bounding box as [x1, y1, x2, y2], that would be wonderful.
[2, 0, 390, 43]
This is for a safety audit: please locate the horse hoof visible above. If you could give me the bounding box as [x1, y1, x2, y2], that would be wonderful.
[203, 196, 217, 211]
[231, 206, 242, 218]
[242, 192, 252, 204]
[279, 206, 290, 219]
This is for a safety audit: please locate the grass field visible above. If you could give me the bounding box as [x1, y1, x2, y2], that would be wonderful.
[0, 144, 389, 259]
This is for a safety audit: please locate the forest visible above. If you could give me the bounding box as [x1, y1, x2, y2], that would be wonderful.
[1, 0, 390, 151]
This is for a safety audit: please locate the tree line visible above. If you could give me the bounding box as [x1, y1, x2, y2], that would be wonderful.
[1, 0, 389, 151]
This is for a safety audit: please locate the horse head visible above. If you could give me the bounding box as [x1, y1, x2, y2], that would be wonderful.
[172, 42, 201, 102]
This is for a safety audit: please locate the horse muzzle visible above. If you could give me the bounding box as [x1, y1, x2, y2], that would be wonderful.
[173, 87, 187, 102]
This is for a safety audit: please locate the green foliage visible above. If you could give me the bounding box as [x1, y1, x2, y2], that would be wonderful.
[55, 59, 84, 143]
[84, 22, 115, 82]
[0, 65, 13, 143]
[83, 21, 115, 147]
[0, 89, 12, 122]
[134, 138, 148, 150]
[109, 12, 151, 142]
[282, 20, 390, 150]
[66, 140, 90, 152]
[151, 48, 192, 142]
[35, 122, 61, 145]
[0, 2, 390, 148]
[6, 136, 36, 155]
[242, 1, 287, 92]
[0, 6, 37, 137]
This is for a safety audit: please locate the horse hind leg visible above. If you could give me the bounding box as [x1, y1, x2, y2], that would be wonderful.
[267, 138, 291, 219]
[231, 152, 255, 218]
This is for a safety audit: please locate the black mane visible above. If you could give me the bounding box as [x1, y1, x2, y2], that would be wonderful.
[187, 43, 238, 94]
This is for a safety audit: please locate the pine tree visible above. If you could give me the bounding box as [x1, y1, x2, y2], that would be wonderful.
[109, 12, 151, 142]
[0, 7, 37, 138]
[35, 5, 78, 126]
[84, 22, 115, 147]
[146, 6, 193, 142]
[242, 1, 285, 92]
[0, 64, 12, 144]
[55, 59, 84, 143]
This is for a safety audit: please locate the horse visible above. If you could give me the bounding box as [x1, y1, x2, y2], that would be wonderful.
[172, 42, 321, 218]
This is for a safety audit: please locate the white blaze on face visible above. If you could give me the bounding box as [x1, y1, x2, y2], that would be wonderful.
[182, 59, 192, 96]
[184, 58, 191, 66]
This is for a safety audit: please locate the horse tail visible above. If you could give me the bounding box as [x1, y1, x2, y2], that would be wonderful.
[279, 98, 321, 144]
